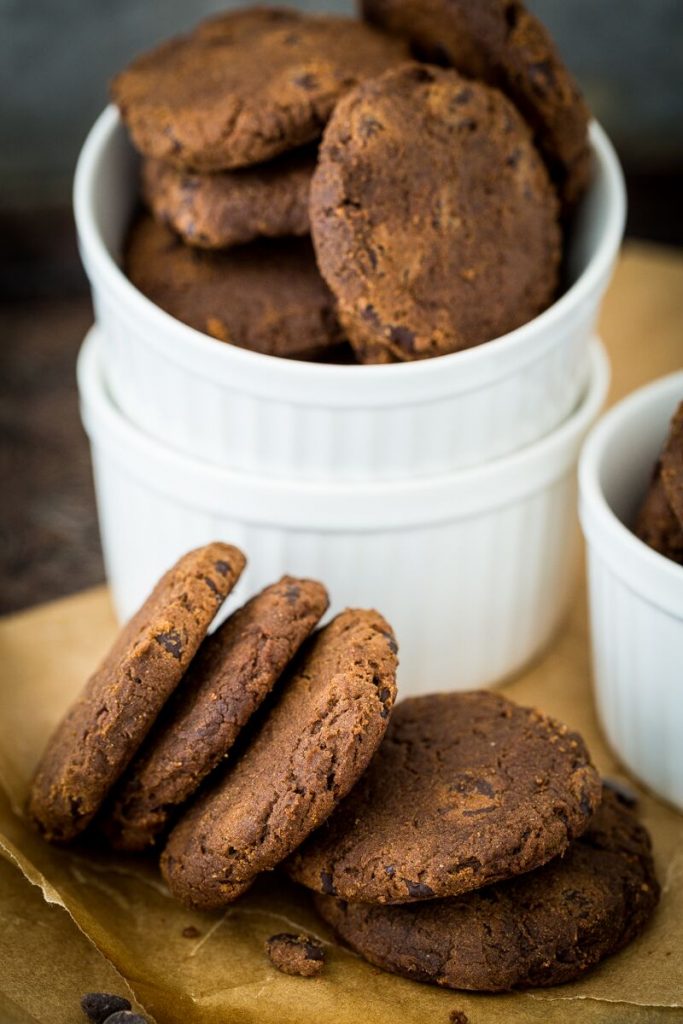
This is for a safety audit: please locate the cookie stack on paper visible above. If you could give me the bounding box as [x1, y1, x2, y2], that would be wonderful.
[28, 543, 658, 992]
[110, 0, 592, 364]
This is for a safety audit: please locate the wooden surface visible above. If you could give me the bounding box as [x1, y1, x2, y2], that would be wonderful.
[0, 243, 682, 1023]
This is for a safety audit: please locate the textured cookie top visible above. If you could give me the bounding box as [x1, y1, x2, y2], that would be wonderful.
[314, 789, 659, 992]
[142, 147, 315, 250]
[104, 577, 329, 851]
[362, 0, 590, 211]
[112, 8, 408, 171]
[287, 690, 601, 903]
[660, 401, 683, 529]
[28, 543, 245, 843]
[160, 609, 398, 909]
[310, 63, 560, 363]
[125, 216, 345, 361]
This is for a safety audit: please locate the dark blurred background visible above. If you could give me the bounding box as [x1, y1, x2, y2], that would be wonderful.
[1, 0, 682, 614]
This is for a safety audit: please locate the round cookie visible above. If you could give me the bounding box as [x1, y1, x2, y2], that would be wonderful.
[160, 609, 398, 909]
[141, 148, 315, 250]
[286, 691, 602, 903]
[361, 0, 591, 212]
[28, 543, 245, 843]
[310, 64, 561, 363]
[104, 577, 329, 851]
[125, 216, 346, 361]
[660, 401, 683, 528]
[111, 8, 408, 172]
[314, 789, 659, 991]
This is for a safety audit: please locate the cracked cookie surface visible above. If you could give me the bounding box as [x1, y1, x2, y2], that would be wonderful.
[28, 543, 245, 843]
[161, 608, 398, 909]
[314, 789, 659, 990]
[286, 691, 601, 903]
[104, 577, 328, 850]
[310, 64, 560, 363]
[112, 7, 407, 171]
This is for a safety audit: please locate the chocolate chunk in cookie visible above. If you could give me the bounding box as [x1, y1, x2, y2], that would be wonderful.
[314, 789, 659, 991]
[125, 216, 346, 361]
[287, 691, 601, 903]
[112, 8, 407, 171]
[28, 543, 245, 843]
[310, 64, 560, 363]
[141, 147, 314, 250]
[362, 0, 590, 212]
[104, 577, 329, 850]
[266, 933, 326, 977]
[160, 609, 398, 908]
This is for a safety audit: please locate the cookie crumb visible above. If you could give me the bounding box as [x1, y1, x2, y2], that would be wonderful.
[449, 1011, 469, 1024]
[182, 925, 201, 938]
[80, 994, 131, 1024]
[266, 932, 326, 977]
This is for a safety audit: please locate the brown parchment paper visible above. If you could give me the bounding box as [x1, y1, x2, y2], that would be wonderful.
[1, 243, 683, 1024]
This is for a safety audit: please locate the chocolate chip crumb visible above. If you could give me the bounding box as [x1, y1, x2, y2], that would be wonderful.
[449, 1011, 469, 1024]
[182, 925, 201, 938]
[266, 933, 326, 977]
[81, 994, 131, 1024]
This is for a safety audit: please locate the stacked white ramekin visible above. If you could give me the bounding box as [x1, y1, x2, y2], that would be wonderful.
[75, 107, 624, 694]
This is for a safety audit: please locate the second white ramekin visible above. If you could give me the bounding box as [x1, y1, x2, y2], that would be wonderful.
[580, 371, 683, 811]
[74, 107, 624, 481]
[79, 326, 609, 696]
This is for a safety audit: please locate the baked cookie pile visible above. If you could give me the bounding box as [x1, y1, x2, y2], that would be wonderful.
[29, 543, 659, 992]
[112, 1, 591, 364]
[635, 400, 683, 565]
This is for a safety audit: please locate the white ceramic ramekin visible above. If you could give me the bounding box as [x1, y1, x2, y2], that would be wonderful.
[580, 372, 683, 810]
[79, 326, 609, 695]
[74, 106, 624, 482]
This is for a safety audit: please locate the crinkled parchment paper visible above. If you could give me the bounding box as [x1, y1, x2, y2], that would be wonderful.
[1, 586, 682, 1024]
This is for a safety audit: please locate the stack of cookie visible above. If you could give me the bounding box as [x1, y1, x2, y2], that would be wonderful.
[111, 1, 592, 364]
[28, 542, 659, 993]
[635, 400, 683, 565]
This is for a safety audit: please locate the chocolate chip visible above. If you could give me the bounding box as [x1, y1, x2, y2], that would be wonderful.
[321, 870, 336, 895]
[102, 1014, 147, 1024]
[404, 879, 435, 898]
[295, 72, 318, 90]
[389, 325, 415, 351]
[384, 864, 396, 878]
[266, 933, 326, 977]
[359, 116, 383, 139]
[362, 304, 380, 326]
[285, 582, 301, 603]
[155, 630, 183, 659]
[203, 575, 219, 596]
[214, 559, 231, 576]
[81, 994, 131, 1024]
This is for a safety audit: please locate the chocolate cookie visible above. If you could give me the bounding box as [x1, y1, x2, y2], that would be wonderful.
[125, 216, 346, 361]
[634, 461, 683, 566]
[104, 577, 329, 851]
[141, 148, 314, 250]
[660, 401, 683, 528]
[310, 64, 561, 363]
[314, 789, 659, 991]
[112, 8, 407, 172]
[265, 933, 326, 977]
[362, 0, 590, 211]
[287, 691, 601, 903]
[160, 609, 398, 908]
[28, 543, 245, 843]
